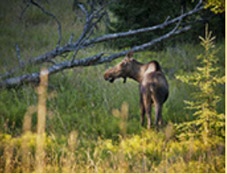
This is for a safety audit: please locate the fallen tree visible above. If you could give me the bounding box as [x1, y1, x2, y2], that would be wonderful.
[0, 0, 203, 88]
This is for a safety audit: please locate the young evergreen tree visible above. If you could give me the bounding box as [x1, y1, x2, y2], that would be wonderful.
[176, 25, 225, 145]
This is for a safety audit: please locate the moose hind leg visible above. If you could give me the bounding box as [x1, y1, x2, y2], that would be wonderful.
[140, 99, 146, 127]
[143, 94, 152, 129]
[139, 90, 146, 127]
[146, 107, 152, 129]
[154, 103, 163, 126]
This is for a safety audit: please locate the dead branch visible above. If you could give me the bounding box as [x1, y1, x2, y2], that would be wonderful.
[0, 25, 190, 89]
[0, 0, 203, 89]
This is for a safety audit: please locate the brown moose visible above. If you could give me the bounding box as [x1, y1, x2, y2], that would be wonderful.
[104, 52, 169, 129]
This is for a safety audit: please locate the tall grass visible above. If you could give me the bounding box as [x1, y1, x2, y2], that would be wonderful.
[0, 43, 224, 137]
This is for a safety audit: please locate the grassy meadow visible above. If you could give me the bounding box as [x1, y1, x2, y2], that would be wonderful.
[0, 0, 225, 172]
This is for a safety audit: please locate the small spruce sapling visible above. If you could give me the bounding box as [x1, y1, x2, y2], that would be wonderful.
[176, 25, 225, 145]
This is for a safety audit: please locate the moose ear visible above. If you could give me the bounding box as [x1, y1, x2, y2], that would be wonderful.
[122, 58, 130, 66]
[126, 51, 133, 58]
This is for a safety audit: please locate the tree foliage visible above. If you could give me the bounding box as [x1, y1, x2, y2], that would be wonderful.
[107, 0, 225, 49]
[108, 0, 182, 48]
[204, 0, 225, 14]
[176, 25, 225, 145]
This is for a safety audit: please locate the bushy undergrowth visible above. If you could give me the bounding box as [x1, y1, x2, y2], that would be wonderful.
[0, 121, 224, 172]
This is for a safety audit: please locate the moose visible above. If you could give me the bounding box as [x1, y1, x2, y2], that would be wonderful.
[104, 52, 169, 129]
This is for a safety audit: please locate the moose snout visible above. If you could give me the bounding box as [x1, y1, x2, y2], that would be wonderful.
[104, 72, 115, 83]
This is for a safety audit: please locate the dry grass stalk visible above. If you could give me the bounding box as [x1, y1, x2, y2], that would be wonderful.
[112, 102, 129, 138]
[3, 144, 13, 172]
[22, 105, 36, 172]
[22, 105, 36, 132]
[64, 130, 78, 172]
[35, 68, 48, 172]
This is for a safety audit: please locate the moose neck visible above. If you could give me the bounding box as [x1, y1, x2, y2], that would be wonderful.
[127, 61, 145, 83]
